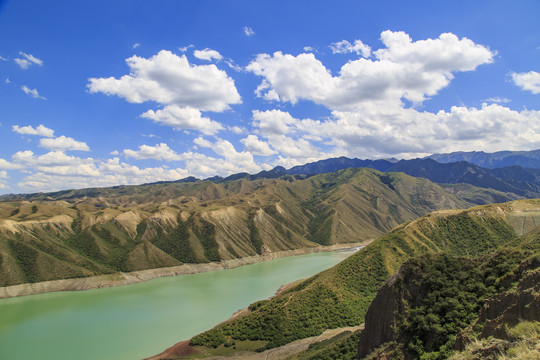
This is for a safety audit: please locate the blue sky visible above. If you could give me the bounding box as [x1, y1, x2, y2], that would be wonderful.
[1, 0, 540, 194]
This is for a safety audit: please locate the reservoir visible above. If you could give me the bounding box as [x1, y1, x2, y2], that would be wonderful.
[0, 249, 356, 360]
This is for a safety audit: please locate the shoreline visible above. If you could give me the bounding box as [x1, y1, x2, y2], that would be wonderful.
[0, 242, 366, 299]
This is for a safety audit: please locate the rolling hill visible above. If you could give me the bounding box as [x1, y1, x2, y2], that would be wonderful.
[1, 167, 507, 287]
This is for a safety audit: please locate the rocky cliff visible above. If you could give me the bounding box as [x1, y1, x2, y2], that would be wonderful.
[357, 243, 540, 359]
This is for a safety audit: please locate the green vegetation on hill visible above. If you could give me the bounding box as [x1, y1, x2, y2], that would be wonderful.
[359, 244, 539, 359]
[247, 210, 263, 254]
[387, 252, 525, 359]
[153, 220, 196, 263]
[293, 330, 362, 360]
[189, 201, 536, 352]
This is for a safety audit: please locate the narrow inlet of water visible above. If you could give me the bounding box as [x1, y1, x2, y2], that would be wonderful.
[0, 249, 356, 360]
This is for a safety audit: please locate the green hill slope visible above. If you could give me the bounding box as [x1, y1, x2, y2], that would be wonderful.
[187, 199, 540, 355]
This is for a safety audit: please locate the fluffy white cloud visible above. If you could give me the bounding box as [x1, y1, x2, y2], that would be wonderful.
[21, 85, 46, 99]
[228, 126, 244, 134]
[123, 143, 182, 161]
[240, 135, 276, 156]
[247, 31, 494, 110]
[88, 50, 241, 112]
[39, 136, 90, 151]
[10, 151, 190, 192]
[12, 124, 54, 137]
[251, 110, 331, 164]
[212, 139, 262, 173]
[251, 104, 540, 161]
[14, 52, 43, 69]
[252, 109, 298, 135]
[141, 105, 224, 135]
[17, 158, 190, 193]
[7, 141, 270, 193]
[0, 158, 22, 170]
[186, 138, 263, 176]
[194, 48, 223, 62]
[243, 26, 255, 36]
[193, 137, 213, 148]
[329, 39, 371, 57]
[12, 151, 99, 176]
[248, 52, 336, 104]
[511, 71, 540, 94]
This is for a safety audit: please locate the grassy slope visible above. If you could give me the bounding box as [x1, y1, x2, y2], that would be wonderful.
[189, 200, 540, 353]
[0, 168, 491, 287]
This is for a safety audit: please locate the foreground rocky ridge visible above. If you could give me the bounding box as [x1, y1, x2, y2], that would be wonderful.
[1, 167, 497, 288]
[357, 248, 539, 359]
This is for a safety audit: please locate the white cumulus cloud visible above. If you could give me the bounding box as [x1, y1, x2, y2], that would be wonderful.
[240, 135, 276, 156]
[87, 50, 241, 112]
[194, 137, 213, 148]
[123, 143, 182, 161]
[194, 48, 223, 62]
[12, 124, 55, 137]
[247, 31, 495, 110]
[0, 158, 23, 170]
[39, 136, 90, 151]
[141, 105, 224, 135]
[329, 39, 371, 57]
[511, 71, 540, 94]
[12, 151, 98, 176]
[250, 104, 540, 162]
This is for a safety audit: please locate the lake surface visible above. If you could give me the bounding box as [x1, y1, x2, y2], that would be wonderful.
[0, 249, 356, 360]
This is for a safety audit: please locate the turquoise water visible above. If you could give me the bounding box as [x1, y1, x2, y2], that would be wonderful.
[0, 250, 355, 360]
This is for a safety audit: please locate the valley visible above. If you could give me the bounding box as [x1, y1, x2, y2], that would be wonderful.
[1, 165, 512, 290]
[1, 158, 539, 359]
[174, 199, 540, 359]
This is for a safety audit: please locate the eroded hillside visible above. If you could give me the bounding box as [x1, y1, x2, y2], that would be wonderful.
[0, 168, 495, 287]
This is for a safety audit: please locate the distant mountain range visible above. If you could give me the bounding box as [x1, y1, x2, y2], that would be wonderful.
[277, 156, 540, 198]
[426, 149, 540, 169]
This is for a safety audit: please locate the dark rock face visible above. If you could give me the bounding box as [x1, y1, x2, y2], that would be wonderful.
[477, 269, 540, 340]
[356, 271, 402, 358]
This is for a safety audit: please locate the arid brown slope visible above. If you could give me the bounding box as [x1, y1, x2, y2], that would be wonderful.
[0, 168, 516, 286]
